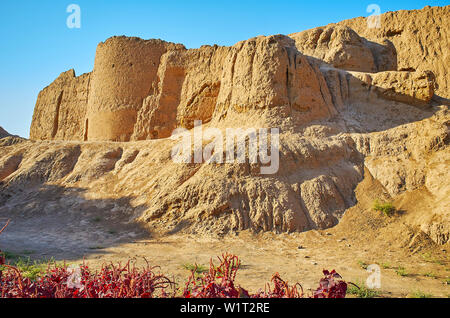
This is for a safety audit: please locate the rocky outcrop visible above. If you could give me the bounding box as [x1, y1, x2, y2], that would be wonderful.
[132, 44, 230, 140]
[338, 5, 450, 99]
[30, 7, 448, 143]
[0, 127, 10, 139]
[289, 25, 397, 72]
[15, 6, 449, 244]
[213, 35, 335, 122]
[30, 70, 90, 141]
[97, 34, 337, 140]
[363, 70, 436, 106]
[345, 70, 437, 107]
[31, 34, 338, 142]
[87, 37, 185, 142]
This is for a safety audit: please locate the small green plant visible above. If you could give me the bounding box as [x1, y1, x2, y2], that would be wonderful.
[421, 252, 444, 265]
[408, 290, 433, 298]
[0, 255, 65, 281]
[357, 260, 368, 270]
[424, 272, 437, 279]
[13, 259, 48, 280]
[347, 281, 380, 298]
[372, 200, 396, 216]
[182, 263, 208, 274]
[380, 262, 392, 269]
[395, 266, 408, 277]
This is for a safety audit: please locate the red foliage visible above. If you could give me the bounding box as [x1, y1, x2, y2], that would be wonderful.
[183, 253, 244, 298]
[255, 273, 304, 298]
[0, 261, 175, 298]
[1, 222, 348, 298]
[182, 253, 347, 299]
[313, 270, 348, 298]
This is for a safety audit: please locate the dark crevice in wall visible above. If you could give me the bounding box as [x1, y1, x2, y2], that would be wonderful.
[84, 119, 89, 141]
[51, 91, 64, 139]
[385, 29, 403, 37]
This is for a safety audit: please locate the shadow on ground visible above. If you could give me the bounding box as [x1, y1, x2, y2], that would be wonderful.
[0, 183, 151, 262]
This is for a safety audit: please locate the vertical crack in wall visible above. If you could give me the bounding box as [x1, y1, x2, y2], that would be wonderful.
[51, 91, 64, 139]
[84, 119, 89, 141]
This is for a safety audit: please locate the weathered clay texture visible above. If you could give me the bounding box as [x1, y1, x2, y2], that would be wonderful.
[10, 6, 449, 244]
[338, 5, 450, 99]
[30, 70, 90, 141]
[0, 127, 10, 139]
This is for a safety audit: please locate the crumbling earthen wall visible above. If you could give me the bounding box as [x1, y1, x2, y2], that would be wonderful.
[30, 6, 447, 142]
[86, 37, 185, 141]
[30, 69, 90, 141]
[289, 25, 397, 73]
[131, 44, 231, 140]
[338, 5, 450, 98]
[0, 127, 10, 139]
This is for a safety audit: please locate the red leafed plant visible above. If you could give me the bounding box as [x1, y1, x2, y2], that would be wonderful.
[313, 270, 348, 298]
[1, 222, 348, 298]
[1, 220, 175, 298]
[0, 260, 176, 298]
[183, 253, 245, 298]
[255, 273, 304, 298]
[182, 253, 347, 298]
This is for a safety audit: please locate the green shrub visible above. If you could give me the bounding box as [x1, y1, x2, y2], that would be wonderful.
[380, 262, 392, 269]
[357, 260, 368, 270]
[395, 266, 408, 277]
[372, 200, 396, 216]
[423, 272, 437, 279]
[408, 290, 433, 298]
[182, 263, 208, 274]
[347, 281, 380, 298]
[0, 254, 65, 281]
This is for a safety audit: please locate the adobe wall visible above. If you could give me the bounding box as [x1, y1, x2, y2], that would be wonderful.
[338, 5, 450, 98]
[30, 7, 445, 142]
[30, 69, 90, 141]
[131, 44, 231, 140]
[86, 36, 185, 141]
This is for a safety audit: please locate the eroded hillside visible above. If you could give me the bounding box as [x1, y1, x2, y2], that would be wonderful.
[0, 6, 448, 252]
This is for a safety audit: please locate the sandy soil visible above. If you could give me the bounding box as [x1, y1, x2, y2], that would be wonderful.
[0, 174, 448, 298]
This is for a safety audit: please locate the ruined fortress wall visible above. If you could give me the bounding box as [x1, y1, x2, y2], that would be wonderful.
[338, 5, 450, 98]
[214, 35, 335, 125]
[130, 35, 336, 140]
[131, 45, 230, 140]
[29, 6, 447, 142]
[30, 69, 90, 141]
[86, 37, 185, 141]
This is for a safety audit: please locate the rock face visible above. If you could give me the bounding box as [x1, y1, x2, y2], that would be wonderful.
[0, 127, 10, 139]
[6, 6, 449, 244]
[338, 5, 450, 99]
[30, 7, 449, 143]
[87, 37, 185, 141]
[30, 70, 90, 141]
[338, 70, 437, 108]
[132, 43, 230, 140]
[289, 25, 397, 73]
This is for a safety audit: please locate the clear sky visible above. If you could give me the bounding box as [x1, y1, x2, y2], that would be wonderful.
[0, 0, 448, 138]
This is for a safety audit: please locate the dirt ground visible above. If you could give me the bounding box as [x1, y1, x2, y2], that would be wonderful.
[0, 173, 449, 298]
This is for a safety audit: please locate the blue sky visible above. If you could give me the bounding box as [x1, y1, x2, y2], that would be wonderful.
[0, 0, 448, 137]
